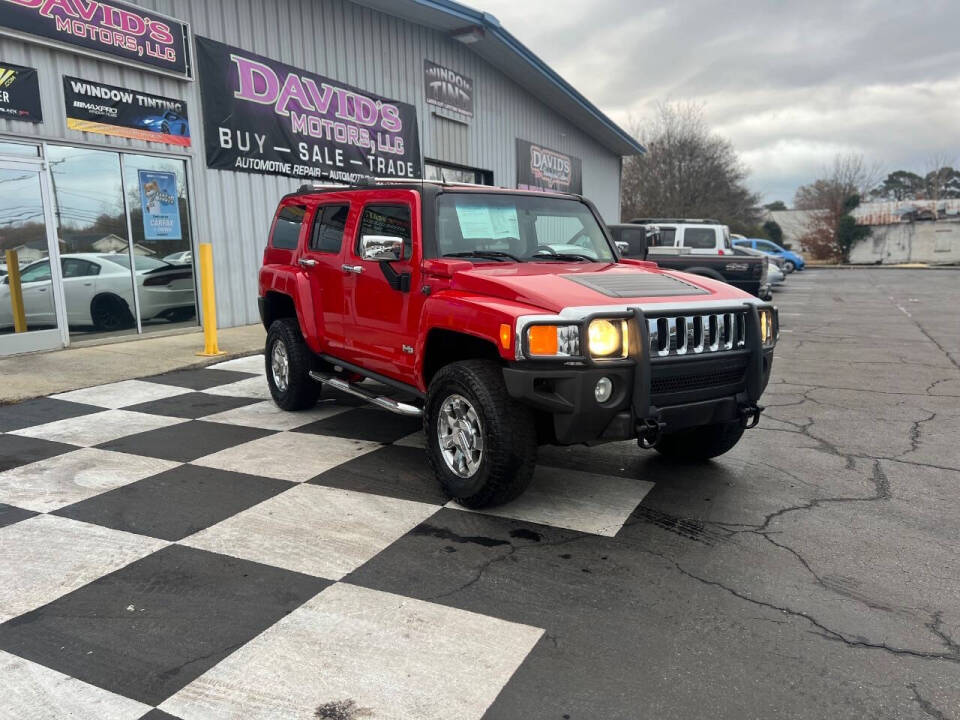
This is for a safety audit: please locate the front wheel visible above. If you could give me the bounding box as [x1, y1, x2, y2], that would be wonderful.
[265, 318, 320, 410]
[654, 420, 745, 461]
[783, 260, 796, 273]
[425, 360, 536, 508]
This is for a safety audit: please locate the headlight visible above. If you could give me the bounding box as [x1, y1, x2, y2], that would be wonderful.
[759, 308, 777, 347]
[588, 318, 628, 359]
[526, 324, 580, 357]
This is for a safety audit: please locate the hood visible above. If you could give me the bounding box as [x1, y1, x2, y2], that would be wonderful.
[447, 261, 749, 313]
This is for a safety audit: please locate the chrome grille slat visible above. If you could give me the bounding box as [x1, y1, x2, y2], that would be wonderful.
[648, 311, 747, 358]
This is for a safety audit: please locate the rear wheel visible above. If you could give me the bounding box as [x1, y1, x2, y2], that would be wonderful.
[265, 318, 320, 410]
[783, 260, 796, 273]
[654, 420, 745, 461]
[90, 294, 134, 332]
[425, 360, 536, 508]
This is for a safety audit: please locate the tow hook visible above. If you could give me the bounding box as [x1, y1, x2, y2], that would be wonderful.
[738, 404, 764, 429]
[637, 418, 666, 449]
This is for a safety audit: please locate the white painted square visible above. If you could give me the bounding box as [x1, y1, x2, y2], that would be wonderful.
[11, 409, 185, 447]
[0, 515, 167, 624]
[161, 583, 543, 720]
[203, 376, 271, 400]
[192, 431, 380, 482]
[181, 484, 437, 580]
[0, 448, 180, 513]
[205, 354, 265, 374]
[204, 400, 348, 431]
[50, 380, 192, 409]
[0, 650, 150, 720]
[449, 465, 655, 536]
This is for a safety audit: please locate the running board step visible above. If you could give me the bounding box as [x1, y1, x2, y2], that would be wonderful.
[308, 371, 422, 417]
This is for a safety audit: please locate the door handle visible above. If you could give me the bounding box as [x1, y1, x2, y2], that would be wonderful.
[298, 258, 317, 268]
[341, 264, 364, 274]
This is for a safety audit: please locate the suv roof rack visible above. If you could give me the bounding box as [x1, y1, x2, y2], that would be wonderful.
[628, 218, 723, 224]
[294, 177, 581, 197]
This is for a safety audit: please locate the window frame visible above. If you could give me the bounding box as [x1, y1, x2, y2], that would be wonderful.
[354, 202, 413, 260]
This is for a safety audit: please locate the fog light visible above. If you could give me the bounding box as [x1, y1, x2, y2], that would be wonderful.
[594, 376, 613, 403]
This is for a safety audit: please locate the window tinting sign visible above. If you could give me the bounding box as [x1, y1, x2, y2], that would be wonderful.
[424, 60, 473, 118]
[516, 139, 582, 194]
[0, 61, 41, 122]
[0, 0, 189, 78]
[63, 76, 190, 146]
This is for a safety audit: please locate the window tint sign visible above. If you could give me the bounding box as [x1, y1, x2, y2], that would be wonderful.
[63, 76, 190, 146]
[424, 60, 473, 117]
[138, 169, 181, 241]
[0, 0, 189, 77]
[0, 61, 41, 122]
[516, 139, 582, 194]
[195, 36, 421, 183]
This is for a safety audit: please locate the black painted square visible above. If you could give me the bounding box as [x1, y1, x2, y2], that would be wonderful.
[124, 391, 260, 419]
[309, 444, 445, 504]
[141, 368, 258, 391]
[0, 503, 37, 529]
[54, 464, 295, 541]
[295, 407, 422, 444]
[0, 434, 76, 471]
[0, 544, 329, 706]
[96, 421, 274, 463]
[0, 397, 102, 433]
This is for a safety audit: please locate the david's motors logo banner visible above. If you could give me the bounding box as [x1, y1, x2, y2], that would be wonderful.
[63, 76, 190, 146]
[196, 36, 421, 183]
[424, 60, 473, 118]
[516, 138, 582, 194]
[0, 0, 189, 77]
[0, 61, 41, 122]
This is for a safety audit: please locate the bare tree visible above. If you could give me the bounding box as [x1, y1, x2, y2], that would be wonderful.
[621, 103, 761, 232]
[924, 153, 958, 219]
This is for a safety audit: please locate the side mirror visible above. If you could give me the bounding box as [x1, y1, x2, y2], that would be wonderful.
[360, 235, 404, 262]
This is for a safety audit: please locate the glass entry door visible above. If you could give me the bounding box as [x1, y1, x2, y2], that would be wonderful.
[0, 158, 67, 355]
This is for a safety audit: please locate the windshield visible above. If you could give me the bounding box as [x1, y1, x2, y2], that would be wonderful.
[436, 193, 614, 262]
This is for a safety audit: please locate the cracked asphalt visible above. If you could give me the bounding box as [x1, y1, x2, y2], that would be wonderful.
[359, 268, 960, 720]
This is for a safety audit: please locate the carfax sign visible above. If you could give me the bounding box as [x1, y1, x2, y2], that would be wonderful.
[0, 0, 189, 78]
[195, 36, 421, 183]
[424, 60, 473, 117]
[516, 138, 582, 194]
[63, 76, 190, 146]
[138, 169, 181, 241]
[0, 61, 41, 122]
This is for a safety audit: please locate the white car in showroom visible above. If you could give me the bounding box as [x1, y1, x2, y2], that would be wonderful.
[0, 253, 196, 332]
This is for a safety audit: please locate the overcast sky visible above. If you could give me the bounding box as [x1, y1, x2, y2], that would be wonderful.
[475, 0, 960, 205]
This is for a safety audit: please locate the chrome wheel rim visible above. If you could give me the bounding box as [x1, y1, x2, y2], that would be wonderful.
[271, 340, 290, 393]
[437, 394, 483, 478]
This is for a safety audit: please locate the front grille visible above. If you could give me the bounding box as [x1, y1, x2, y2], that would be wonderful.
[647, 311, 747, 357]
[651, 363, 746, 395]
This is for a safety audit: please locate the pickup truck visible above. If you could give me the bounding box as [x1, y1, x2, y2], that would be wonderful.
[259, 181, 778, 507]
[607, 223, 766, 298]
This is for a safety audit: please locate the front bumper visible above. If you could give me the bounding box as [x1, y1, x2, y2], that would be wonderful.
[503, 303, 776, 445]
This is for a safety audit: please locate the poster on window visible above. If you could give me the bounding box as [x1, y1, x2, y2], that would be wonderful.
[63, 76, 190, 146]
[0, 61, 41, 122]
[138, 169, 181, 241]
[516, 139, 582, 194]
[195, 36, 421, 183]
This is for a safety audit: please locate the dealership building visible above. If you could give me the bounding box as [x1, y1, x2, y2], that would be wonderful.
[0, 0, 641, 356]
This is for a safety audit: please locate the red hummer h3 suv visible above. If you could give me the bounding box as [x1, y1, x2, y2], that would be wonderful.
[258, 181, 778, 507]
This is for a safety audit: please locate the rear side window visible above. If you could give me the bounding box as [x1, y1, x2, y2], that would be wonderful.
[683, 228, 716, 249]
[311, 204, 349, 253]
[656, 227, 676, 246]
[271, 205, 306, 249]
[62, 258, 100, 277]
[357, 204, 412, 254]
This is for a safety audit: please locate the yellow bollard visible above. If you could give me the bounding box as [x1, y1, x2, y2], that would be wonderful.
[196, 242, 226, 357]
[5, 250, 27, 333]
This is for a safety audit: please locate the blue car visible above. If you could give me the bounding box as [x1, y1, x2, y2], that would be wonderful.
[140, 110, 190, 138]
[733, 238, 805, 272]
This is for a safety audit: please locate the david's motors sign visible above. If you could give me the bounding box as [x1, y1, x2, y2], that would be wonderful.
[516, 139, 582, 194]
[0, 0, 189, 77]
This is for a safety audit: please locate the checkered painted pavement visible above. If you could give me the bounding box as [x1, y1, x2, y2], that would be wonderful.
[0, 355, 655, 720]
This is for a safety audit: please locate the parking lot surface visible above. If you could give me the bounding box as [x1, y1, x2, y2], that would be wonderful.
[1, 268, 958, 720]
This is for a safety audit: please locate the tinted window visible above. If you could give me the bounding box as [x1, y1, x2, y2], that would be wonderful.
[272, 205, 306, 249]
[619, 228, 647, 256]
[683, 228, 716, 249]
[656, 227, 676, 246]
[311, 204, 349, 253]
[62, 258, 100, 277]
[358, 205, 411, 256]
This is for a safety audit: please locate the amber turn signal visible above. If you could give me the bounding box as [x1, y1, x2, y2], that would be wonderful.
[499, 323, 512, 350]
[527, 325, 559, 356]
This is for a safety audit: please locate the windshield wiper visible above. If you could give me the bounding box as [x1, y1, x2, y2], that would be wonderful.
[533, 252, 596, 262]
[443, 251, 522, 262]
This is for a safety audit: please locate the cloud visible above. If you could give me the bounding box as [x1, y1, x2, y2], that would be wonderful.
[477, 0, 960, 203]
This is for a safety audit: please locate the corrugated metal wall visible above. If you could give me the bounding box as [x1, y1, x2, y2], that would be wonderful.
[0, 0, 623, 328]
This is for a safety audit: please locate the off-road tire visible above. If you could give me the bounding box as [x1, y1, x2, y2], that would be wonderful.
[91, 294, 134, 332]
[265, 318, 321, 411]
[425, 360, 537, 508]
[654, 420, 745, 461]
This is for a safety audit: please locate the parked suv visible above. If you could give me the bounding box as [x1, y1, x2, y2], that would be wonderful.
[259, 182, 779, 507]
[630, 218, 735, 255]
[733, 238, 805, 272]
